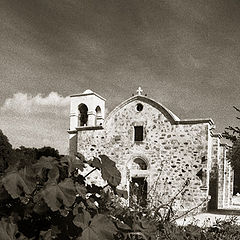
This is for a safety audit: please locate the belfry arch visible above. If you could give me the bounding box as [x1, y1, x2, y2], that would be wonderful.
[95, 106, 103, 125]
[78, 103, 88, 126]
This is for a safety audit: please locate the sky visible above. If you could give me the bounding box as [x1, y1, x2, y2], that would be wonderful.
[0, 0, 240, 154]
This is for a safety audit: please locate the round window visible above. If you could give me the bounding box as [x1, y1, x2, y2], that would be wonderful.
[136, 103, 143, 112]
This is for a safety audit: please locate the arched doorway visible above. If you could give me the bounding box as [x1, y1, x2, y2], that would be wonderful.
[129, 157, 149, 207]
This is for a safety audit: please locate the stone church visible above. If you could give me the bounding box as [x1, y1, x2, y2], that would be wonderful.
[68, 88, 233, 212]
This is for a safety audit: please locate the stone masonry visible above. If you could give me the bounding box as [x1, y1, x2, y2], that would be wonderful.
[68, 89, 233, 212]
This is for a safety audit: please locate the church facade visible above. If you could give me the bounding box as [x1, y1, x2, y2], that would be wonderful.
[68, 88, 233, 212]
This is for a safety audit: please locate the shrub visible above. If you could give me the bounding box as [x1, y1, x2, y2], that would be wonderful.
[0, 153, 129, 239]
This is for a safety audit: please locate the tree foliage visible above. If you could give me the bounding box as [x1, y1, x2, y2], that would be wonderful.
[0, 130, 15, 173]
[223, 106, 240, 170]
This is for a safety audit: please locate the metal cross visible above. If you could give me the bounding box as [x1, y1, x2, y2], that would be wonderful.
[136, 87, 143, 95]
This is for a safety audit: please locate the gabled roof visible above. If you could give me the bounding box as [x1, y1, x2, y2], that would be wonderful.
[105, 95, 214, 125]
[70, 89, 106, 101]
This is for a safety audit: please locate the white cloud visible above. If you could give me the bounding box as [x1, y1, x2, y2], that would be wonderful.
[1, 92, 70, 116]
[0, 92, 70, 154]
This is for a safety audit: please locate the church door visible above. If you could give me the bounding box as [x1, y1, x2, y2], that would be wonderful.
[130, 177, 147, 207]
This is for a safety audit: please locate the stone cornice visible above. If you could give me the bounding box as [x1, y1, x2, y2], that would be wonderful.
[75, 126, 104, 131]
[68, 125, 104, 133]
[177, 119, 214, 125]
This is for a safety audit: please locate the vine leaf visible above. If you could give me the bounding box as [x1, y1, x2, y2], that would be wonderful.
[73, 202, 86, 216]
[86, 198, 98, 210]
[76, 214, 117, 240]
[61, 155, 84, 173]
[115, 220, 132, 232]
[0, 218, 18, 240]
[0, 181, 9, 200]
[2, 167, 36, 199]
[40, 226, 60, 240]
[47, 167, 59, 182]
[33, 156, 59, 178]
[75, 183, 87, 198]
[41, 178, 76, 211]
[75, 152, 86, 163]
[115, 188, 128, 199]
[33, 198, 49, 215]
[73, 209, 91, 229]
[88, 157, 102, 169]
[99, 155, 121, 187]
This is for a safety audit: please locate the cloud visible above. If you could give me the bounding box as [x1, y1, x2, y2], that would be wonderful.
[1, 92, 70, 116]
[0, 92, 70, 154]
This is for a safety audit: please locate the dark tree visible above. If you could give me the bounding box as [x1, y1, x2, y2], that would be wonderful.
[36, 146, 60, 159]
[223, 106, 240, 170]
[223, 106, 240, 194]
[0, 130, 14, 173]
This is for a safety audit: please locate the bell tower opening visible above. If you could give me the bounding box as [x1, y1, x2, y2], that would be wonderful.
[78, 103, 88, 126]
[95, 106, 103, 126]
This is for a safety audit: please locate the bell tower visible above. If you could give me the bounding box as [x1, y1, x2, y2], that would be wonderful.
[69, 89, 106, 131]
[68, 89, 105, 155]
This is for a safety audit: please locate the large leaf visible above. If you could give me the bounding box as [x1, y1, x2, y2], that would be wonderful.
[0, 181, 10, 200]
[0, 218, 18, 240]
[33, 192, 49, 215]
[87, 157, 101, 169]
[41, 178, 76, 211]
[115, 188, 128, 199]
[73, 202, 86, 216]
[47, 167, 59, 182]
[76, 214, 117, 240]
[2, 166, 36, 198]
[75, 183, 87, 198]
[40, 226, 60, 240]
[33, 156, 59, 178]
[99, 155, 121, 187]
[73, 209, 91, 229]
[60, 155, 84, 173]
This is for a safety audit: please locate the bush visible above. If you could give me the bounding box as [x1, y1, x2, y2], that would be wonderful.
[0, 153, 130, 239]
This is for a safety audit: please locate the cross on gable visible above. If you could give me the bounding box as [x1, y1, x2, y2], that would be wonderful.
[136, 87, 143, 95]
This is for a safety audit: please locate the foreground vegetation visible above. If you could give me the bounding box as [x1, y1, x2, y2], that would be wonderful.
[0, 130, 240, 239]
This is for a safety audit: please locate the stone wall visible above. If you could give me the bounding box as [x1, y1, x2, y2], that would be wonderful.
[76, 98, 213, 212]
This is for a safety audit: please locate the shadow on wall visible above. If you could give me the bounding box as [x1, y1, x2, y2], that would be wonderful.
[69, 134, 77, 155]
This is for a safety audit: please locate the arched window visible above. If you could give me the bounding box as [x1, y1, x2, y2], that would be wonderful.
[96, 106, 101, 117]
[132, 158, 148, 170]
[78, 104, 88, 126]
[95, 106, 102, 125]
